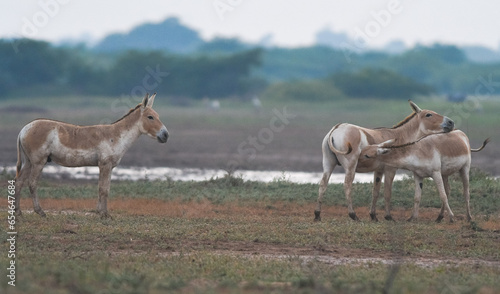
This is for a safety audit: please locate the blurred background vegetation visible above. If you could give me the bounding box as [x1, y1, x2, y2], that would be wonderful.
[1, 17, 500, 103]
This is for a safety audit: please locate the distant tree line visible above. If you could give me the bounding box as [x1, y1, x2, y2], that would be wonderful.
[259, 44, 500, 98]
[261, 69, 431, 101]
[1, 38, 499, 101]
[0, 39, 263, 99]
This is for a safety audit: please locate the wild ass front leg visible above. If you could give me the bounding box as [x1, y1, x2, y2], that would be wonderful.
[315, 171, 333, 221]
[382, 168, 396, 221]
[408, 173, 423, 222]
[442, 175, 451, 198]
[433, 172, 454, 223]
[437, 175, 451, 221]
[369, 170, 383, 222]
[97, 163, 113, 218]
[14, 161, 31, 216]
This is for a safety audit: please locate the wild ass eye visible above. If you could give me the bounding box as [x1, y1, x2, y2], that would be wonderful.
[147, 115, 154, 120]
[425, 113, 432, 117]
[364, 155, 370, 158]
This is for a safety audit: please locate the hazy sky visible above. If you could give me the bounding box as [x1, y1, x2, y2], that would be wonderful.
[2, 0, 499, 49]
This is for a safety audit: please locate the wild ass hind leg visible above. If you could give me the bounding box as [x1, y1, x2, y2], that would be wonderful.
[315, 171, 332, 221]
[433, 172, 454, 223]
[408, 174, 423, 222]
[369, 170, 383, 222]
[13, 161, 32, 216]
[459, 167, 472, 222]
[28, 163, 46, 217]
[97, 163, 113, 219]
[435, 176, 451, 222]
[343, 163, 359, 221]
[315, 144, 338, 221]
[382, 168, 396, 221]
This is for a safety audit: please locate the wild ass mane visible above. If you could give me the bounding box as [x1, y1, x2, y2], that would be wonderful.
[391, 112, 417, 128]
[381, 133, 490, 152]
[31, 103, 145, 127]
[113, 104, 143, 124]
[373, 112, 417, 130]
[383, 133, 437, 149]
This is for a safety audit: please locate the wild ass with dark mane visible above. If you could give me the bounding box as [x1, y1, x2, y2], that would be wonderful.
[358, 130, 489, 222]
[315, 101, 454, 221]
[14, 93, 169, 218]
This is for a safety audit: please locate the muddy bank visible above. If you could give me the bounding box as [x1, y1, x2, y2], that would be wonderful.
[1, 126, 497, 176]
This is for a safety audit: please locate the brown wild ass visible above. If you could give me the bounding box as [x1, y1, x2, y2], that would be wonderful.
[14, 93, 169, 218]
[315, 101, 454, 221]
[358, 130, 489, 222]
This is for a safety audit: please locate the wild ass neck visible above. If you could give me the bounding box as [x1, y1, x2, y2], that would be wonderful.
[379, 114, 423, 143]
[106, 108, 144, 159]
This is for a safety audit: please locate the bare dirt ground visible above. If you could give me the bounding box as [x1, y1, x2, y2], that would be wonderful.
[8, 198, 500, 269]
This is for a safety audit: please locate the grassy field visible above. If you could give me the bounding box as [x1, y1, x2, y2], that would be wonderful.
[1, 169, 499, 294]
[0, 95, 499, 293]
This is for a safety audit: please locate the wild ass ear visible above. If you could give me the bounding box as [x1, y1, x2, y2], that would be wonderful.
[378, 139, 396, 148]
[141, 93, 150, 109]
[408, 100, 422, 113]
[146, 93, 156, 108]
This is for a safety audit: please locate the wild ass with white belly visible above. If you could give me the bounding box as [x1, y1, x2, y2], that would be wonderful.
[14, 93, 169, 218]
[358, 130, 489, 222]
[315, 101, 454, 221]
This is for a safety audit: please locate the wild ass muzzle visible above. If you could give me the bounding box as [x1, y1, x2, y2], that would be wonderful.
[315, 100, 454, 221]
[358, 130, 489, 223]
[14, 93, 169, 218]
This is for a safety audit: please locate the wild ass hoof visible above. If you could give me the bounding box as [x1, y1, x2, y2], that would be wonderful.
[384, 215, 394, 221]
[99, 211, 113, 219]
[15, 210, 22, 216]
[407, 216, 416, 222]
[314, 210, 321, 222]
[369, 213, 378, 222]
[435, 215, 444, 223]
[348, 212, 359, 221]
[35, 208, 46, 217]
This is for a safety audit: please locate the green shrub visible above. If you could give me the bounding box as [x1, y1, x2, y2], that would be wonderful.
[329, 68, 433, 99]
[262, 80, 344, 101]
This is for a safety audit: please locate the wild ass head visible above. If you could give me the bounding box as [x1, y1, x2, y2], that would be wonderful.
[407, 100, 454, 135]
[361, 139, 395, 158]
[138, 93, 169, 143]
[357, 139, 396, 169]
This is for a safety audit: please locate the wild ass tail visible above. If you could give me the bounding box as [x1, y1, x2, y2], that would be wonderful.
[16, 134, 23, 179]
[327, 123, 352, 155]
[471, 138, 490, 152]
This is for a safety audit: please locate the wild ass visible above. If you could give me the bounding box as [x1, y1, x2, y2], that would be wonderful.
[14, 93, 169, 218]
[315, 101, 454, 221]
[358, 130, 489, 222]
